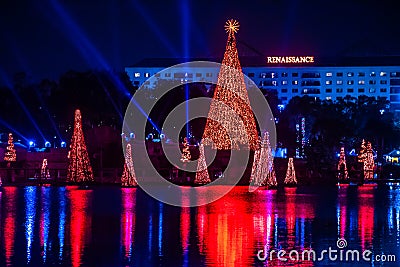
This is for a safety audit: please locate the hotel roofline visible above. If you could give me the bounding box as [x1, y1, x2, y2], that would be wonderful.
[128, 56, 400, 68]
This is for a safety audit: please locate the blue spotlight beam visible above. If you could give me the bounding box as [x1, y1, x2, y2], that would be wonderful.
[0, 69, 46, 142]
[0, 118, 29, 144]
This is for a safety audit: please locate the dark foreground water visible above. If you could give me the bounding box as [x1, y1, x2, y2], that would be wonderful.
[0, 184, 399, 266]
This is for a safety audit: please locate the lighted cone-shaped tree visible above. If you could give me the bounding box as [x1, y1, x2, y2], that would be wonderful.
[265, 133, 277, 187]
[364, 141, 374, 181]
[337, 147, 348, 181]
[180, 137, 191, 163]
[357, 139, 366, 163]
[202, 19, 259, 151]
[284, 158, 297, 186]
[4, 133, 16, 166]
[67, 109, 94, 183]
[194, 143, 211, 185]
[250, 132, 277, 187]
[121, 143, 138, 187]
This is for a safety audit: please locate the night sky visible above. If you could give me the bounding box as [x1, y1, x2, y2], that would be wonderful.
[1, 0, 399, 83]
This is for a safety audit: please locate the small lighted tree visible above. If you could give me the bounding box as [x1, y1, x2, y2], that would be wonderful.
[364, 141, 374, 181]
[337, 147, 348, 180]
[284, 157, 297, 186]
[41, 158, 50, 179]
[121, 143, 138, 187]
[67, 109, 94, 183]
[194, 143, 211, 185]
[4, 133, 17, 166]
[250, 132, 277, 187]
[180, 137, 191, 163]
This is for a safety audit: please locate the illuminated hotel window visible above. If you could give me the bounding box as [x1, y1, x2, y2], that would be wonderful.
[380, 72, 387, 77]
[369, 88, 376, 93]
[380, 88, 387, 92]
[292, 72, 299, 77]
[292, 80, 298, 85]
[145, 72, 150, 78]
[358, 80, 365, 85]
[326, 96, 332, 100]
[336, 88, 343, 93]
[337, 72, 343, 77]
[358, 72, 365, 77]
[326, 72, 333, 77]
[347, 72, 354, 77]
[134, 72, 140, 77]
[347, 88, 354, 93]
[369, 80, 376, 84]
[260, 73, 266, 78]
[370, 72, 376, 77]
[282, 72, 288, 77]
[282, 88, 288, 93]
[272, 81, 277, 86]
[326, 80, 332, 85]
[358, 88, 365, 93]
[337, 80, 343, 85]
[282, 80, 288, 85]
[326, 88, 332, 93]
[292, 88, 298, 93]
[380, 80, 387, 84]
[165, 73, 171, 77]
[390, 72, 400, 77]
[248, 73, 255, 77]
[347, 80, 354, 85]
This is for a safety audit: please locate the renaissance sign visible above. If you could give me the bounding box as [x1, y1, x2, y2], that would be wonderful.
[267, 56, 314, 64]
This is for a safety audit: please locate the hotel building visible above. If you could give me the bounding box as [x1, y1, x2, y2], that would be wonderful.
[125, 56, 400, 115]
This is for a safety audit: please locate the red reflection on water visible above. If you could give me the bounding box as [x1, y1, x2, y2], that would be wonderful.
[196, 205, 207, 254]
[3, 187, 17, 267]
[180, 207, 190, 252]
[337, 185, 348, 238]
[200, 187, 256, 267]
[121, 188, 136, 259]
[358, 186, 375, 250]
[68, 187, 93, 267]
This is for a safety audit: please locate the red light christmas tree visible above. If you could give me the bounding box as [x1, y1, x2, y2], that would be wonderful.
[337, 147, 348, 181]
[121, 143, 138, 187]
[357, 139, 374, 181]
[4, 133, 17, 167]
[180, 137, 191, 163]
[284, 158, 297, 186]
[67, 109, 94, 183]
[250, 132, 277, 187]
[364, 141, 374, 181]
[202, 19, 259, 151]
[194, 143, 211, 185]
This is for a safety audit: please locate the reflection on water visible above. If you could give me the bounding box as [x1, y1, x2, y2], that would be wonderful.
[0, 185, 399, 266]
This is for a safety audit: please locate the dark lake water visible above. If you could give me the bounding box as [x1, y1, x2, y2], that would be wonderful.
[0, 184, 399, 266]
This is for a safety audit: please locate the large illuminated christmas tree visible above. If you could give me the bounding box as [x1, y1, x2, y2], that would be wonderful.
[121, 143, 138, 187]
[194, 143, 211, 184]
[67, 109, 94, 183]
[202, 19, 259, 151]
[284, 158, 297, 186]
[250, 132, 277, 187]
[337, 147, 348, 181]
[4, 133, 17, 166]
